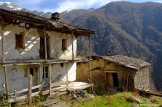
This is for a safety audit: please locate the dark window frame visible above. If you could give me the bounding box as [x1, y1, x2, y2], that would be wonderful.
[62, 39, 67, 51]
[15, 32, 25, 49]
[30, 68, 34, 76]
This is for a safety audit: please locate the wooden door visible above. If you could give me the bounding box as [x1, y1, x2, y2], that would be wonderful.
[106, 73, 119, 87]
[106, 73, 114, 87]
[46, 37, 50, 59]
[40, 37, 45, 59]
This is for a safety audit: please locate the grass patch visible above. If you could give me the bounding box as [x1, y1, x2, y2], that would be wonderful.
[71, 96, 108, 107]
[71, 92, 162, 107]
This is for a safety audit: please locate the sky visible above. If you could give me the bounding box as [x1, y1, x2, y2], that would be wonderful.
[0, 0, 162, 12]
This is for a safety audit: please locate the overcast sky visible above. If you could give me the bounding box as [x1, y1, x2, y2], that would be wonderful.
[0, 0, 162, 12]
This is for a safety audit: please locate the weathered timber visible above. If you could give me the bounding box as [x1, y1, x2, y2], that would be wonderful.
[48, 64, 52, 95]
[3, 66, 9, 99]
[71, 32, 74, 60]
[28, 75, 32, 105]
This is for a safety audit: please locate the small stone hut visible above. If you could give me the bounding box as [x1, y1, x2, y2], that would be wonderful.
[77, 55, 151, 92]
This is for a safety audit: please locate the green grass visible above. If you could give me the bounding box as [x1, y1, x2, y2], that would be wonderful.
[106, 93, 135, 107]
[71, 96, 108, 107]
[71, 92, 162, 107]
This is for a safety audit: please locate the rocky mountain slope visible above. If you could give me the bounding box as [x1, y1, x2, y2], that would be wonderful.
[0, 2, 162, 90]
[60, 2, 162, 90]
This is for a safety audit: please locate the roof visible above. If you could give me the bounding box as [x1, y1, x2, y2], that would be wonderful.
[0, 8, 94, 36]
[101, 55, 150, 70]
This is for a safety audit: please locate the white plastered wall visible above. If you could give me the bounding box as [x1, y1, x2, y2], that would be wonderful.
[0, 65, 41, 93]
[50, 62, 76, 83]
[0, 65, 28, 93]
[0, 24, 77, 61]
[0, 24, 40, 61]
[46, 31, 77, 60]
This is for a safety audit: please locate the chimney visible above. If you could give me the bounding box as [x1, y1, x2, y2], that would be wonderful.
[51, 12, 60, 21]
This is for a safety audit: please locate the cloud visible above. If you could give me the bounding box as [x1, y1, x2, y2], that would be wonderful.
[55, 0, 118, 12]
[16, 0, 45, 5]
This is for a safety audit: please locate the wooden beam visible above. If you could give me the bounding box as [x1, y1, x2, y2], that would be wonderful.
[126, 73, 129, 92]
[88, 36, 91, 58]
[48, 64, 51, 95]
[28, 75, 32, 105]
[44, 28, 47, 62]
[66, 63, 68, 90]
[3, 66, 9, 99]
[88, 36, 93, 93]
[1, 17, 5, 63]
[2, 14, 45, 26]
[71, 32, 74, 60]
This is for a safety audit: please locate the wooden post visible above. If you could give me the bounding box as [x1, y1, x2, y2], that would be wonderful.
[71, 32, 74, 60]
[88, 36, 91, 58]
[48, 64, 51, 95]
[14, 90, 16, 101]
[88, 36, 92, 82]
[126, 73, 129, 92]
[44, 28, 47, 62]
[123, 74, 126, 91]
[66, 63, 68, 90]
[1, 17, 5, 63]
[28, 75, 32, 105]
[88, 36, 93, 93]
[3, 66, 9, 99]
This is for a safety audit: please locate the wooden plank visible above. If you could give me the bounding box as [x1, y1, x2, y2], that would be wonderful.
[1, 17, 5, 63]
[28, 75, 32, 105]
[71, 33, 74, 60]
[31, 91, 40, 97]
[65, 63, 68, 90]
[48, 64, 52, 95]
[32, 84, 41, 90]
[3, 66, 9, 99]
[9, 85, 41, 96]
[51, 82, 61, 88]
[44, 28, 47, 62]
[126, 73, 129, 92]
[88, 36, 93, 92]
[15, 88, 28, 95]
[8, 95, 28, 103]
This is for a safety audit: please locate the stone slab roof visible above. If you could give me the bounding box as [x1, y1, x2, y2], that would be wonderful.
[102, 55, 150, 70]
[0, 8, 94, 36]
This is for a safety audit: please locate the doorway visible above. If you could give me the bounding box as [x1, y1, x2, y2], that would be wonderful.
[46, 36, 50, 59]
[30, 67, 39, 86]
[40, 37, 45, 59]
[106, 72, 119, 88]
[40, 36, 50, 59]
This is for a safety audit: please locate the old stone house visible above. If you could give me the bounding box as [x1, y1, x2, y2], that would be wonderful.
[77, 55, 151, 92]
[0, 8, 94, 96]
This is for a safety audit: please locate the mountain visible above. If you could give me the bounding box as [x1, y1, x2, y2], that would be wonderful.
[0, 2, 162, 90]
[0, 2, 21, 10]
[60, 1, 162, 90]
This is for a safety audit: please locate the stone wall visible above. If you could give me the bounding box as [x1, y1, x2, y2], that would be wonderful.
[134, 66, 151, 91]
[77, 58, 150, 91]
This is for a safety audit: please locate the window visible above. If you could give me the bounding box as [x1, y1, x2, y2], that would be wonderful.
[15, 32, 25, 49]
[43, 66, 48, 79]
[30, 68, 34, 76]
[62, 39, 67, 51]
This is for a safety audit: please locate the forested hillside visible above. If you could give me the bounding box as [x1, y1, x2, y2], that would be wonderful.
[61, 2, 162, 90]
